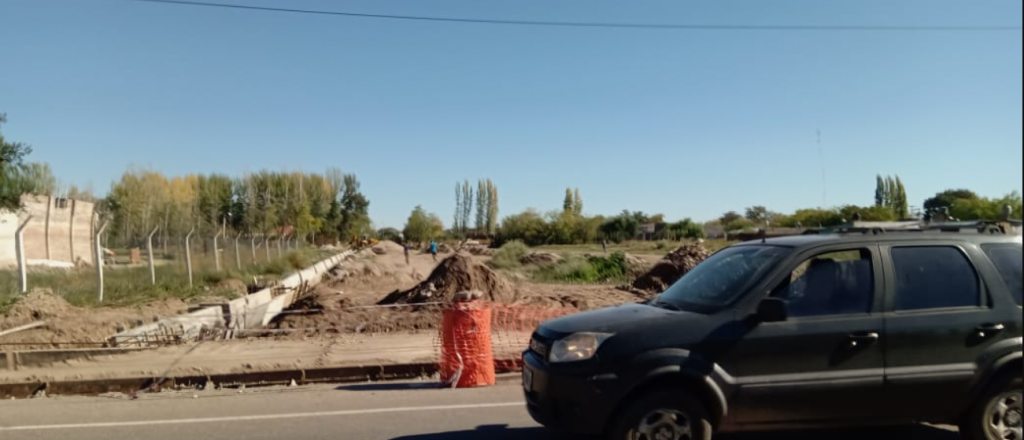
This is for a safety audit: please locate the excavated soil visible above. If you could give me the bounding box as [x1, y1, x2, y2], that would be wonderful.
[270, 251, 639, 337]
[631, 244, 712, 294]
[0, 290, 192, 348]
[378, 253, 515, 305]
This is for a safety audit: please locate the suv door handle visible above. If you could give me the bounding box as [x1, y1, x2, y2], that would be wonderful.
[847, 332, 880, 348]
[976, 323, 1006, 338]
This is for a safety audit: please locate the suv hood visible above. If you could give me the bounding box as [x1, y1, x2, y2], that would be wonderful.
[539, 303, 715, 337]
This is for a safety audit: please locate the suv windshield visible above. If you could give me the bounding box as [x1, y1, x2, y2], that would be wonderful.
[657, 245, 790, 312]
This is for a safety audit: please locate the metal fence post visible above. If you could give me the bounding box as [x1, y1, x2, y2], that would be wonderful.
[14, 216, 33, 294]
[264, 236, 271, 262]
[235, 231, 243, 271]
[147, 226, 160, 285]
[277, 235, 285, 258]
[185, 228, 195, 288]
[213, 228, 223, 272]
[95, 220, 110, 303]
[251, 234, 258, 263]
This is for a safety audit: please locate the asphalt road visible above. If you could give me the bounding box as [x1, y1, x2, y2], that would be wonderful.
[0, 380, 959, 440]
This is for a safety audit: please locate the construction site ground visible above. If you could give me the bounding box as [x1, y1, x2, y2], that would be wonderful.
[1, 242, 645, 387]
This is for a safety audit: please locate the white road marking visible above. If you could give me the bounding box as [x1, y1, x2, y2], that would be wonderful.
[0, 402, 524, 431]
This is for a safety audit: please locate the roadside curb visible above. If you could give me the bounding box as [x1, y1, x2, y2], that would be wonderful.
[0, 360, 525, 399]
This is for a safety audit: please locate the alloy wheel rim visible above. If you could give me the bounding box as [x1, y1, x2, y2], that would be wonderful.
[986, 390, 1024, 440]
[628, 409, 693, 440]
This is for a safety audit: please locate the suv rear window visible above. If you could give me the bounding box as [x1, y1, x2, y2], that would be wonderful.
[891, 246, 980, 311]
[983, 245, 1023, 306]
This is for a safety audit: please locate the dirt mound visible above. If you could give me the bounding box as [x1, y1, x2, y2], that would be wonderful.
[5, 289, 73, 320]
[378, 253, 515, 305]
[623, 253, 650, 278]
[1, 290, 191, 348]
[632, 244, 711, 293]
[270, 288, 441, 335]
[520, 252, 562, 266]
[371, 240, 404, 255]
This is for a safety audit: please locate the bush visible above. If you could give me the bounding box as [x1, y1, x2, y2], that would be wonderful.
[286, 252, 311, 270]
[535, 252, 628, 283]
[491, 240, 529, 269]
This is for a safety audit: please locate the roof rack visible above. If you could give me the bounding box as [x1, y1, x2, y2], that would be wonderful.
[809, 221, 1013, 236]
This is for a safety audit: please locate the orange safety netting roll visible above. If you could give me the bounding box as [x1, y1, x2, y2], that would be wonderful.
[440, 302, 495, 388]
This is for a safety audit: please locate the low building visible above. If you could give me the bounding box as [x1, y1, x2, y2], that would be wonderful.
[0, 195, 98, 268]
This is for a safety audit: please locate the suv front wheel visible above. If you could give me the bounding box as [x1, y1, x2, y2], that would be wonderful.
[608, 390, 712, 440]
[961, 374, 1023, 440]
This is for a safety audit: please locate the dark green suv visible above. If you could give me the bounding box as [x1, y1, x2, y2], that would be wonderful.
[524, 232, 1022, 440]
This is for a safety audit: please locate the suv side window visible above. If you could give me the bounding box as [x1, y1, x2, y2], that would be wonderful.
[771, 249, 874, 318]
[891, 246, 980, 311]
[983, 244, 1023, 306]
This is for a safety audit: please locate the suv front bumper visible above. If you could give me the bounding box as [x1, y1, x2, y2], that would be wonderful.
[522, 351, 619, 436]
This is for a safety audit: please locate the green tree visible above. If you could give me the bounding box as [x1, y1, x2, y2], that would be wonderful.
[663, 218, 705, 240]
[719, 211, 743, 226]
[894, 176, 909, 219]
[838, 205, 898, 222]
[784, 208, 844, 228]
[923, 189, 979, 220]
[403, 205, 443, 243]
[461, 180, 472, 234]
[338, 173, 370, 240]
[886, 176, 897, 209]
[599, 211, 640, 243]
[453, 182, 463, 233]
[875, 175, 886, 207]
[475, 179, 488, 233]
[499, 209, 548, 246]
[573, 188, 583, 216]
[0, 113, 33, 210]
[563, 188, 574, 213]
[485, 180, 499, 236]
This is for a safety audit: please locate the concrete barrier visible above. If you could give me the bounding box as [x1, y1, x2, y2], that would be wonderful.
[109, 251, 353, 346]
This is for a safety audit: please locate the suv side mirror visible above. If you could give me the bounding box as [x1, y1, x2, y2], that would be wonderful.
[756, 298, 788, 323]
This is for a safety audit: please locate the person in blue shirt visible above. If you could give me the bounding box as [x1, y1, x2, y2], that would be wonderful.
[429, 241, 438, 262]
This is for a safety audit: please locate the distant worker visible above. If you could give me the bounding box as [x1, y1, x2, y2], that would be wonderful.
[404, 242, 411, 265]
[602, 239, 608, 255]
[430, 241, 438, 262]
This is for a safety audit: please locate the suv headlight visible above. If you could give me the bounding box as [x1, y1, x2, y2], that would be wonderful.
[549, 332, 613, 363]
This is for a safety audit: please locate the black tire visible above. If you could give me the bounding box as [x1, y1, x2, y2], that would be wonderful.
[960, 374, 1023, 440]
[607, 390, 712, 440]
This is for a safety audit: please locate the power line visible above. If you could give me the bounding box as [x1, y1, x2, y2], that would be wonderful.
[119, 0, 1023, 31]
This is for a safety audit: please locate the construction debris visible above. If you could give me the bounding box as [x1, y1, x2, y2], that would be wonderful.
[378, 254, 515, 305]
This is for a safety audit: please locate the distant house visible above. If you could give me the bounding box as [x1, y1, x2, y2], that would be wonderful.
[1, 195, 98, 268]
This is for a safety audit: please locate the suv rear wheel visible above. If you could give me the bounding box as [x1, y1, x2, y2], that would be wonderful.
[961, 375, 1023, 440]
[608, 390, 712, 440]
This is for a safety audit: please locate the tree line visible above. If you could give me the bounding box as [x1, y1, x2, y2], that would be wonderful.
[452, 179, 499, 237]
[105, 168, 370, 248]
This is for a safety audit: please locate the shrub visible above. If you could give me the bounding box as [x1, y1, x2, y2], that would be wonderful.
[490, 240, 529, 269]
[535, 252, 628, 283]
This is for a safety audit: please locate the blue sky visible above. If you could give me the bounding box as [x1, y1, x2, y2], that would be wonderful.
[1, 0, 1021, 228]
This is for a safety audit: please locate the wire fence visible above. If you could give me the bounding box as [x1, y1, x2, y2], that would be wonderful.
[1, 218, 329, 309]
